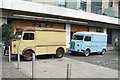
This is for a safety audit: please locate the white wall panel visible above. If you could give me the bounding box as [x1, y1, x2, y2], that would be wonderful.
[66, 24, 71, 48]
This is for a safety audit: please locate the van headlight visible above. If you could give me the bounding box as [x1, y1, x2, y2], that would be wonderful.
[14, 44, 16, 47]
[77, 44, 79, 46]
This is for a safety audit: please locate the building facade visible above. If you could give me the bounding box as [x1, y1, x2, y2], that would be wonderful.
[0, 0, 120, 48]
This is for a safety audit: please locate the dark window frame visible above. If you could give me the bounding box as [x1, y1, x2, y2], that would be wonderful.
[80, 0, 87, 12]
[84, 36, 91, 41]
[23, 33, 34, 40]
[72, 35, 84, 40]
[109, 0, 113, 7]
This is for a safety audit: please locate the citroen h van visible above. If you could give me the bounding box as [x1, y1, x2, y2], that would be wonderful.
[69, 32, 107, 56]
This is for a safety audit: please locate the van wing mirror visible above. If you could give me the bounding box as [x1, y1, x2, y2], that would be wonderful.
[18, 35, 22, 39]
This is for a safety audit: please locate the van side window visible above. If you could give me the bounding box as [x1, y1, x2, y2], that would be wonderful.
[84, 36, 91, 41]
[23, 33, 34, 40]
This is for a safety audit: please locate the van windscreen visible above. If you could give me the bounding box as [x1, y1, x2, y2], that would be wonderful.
[14, 31, 22, 39]
[73, 35, 84, 40]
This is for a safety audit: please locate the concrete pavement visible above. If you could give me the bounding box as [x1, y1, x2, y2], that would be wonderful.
[2, 56, 29, 78]
[11, 57, 118, 78]
[1, 43, 118, 79]
[1, 46, 29, 79]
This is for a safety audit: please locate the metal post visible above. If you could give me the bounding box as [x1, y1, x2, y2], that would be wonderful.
[17, 48, 20, 69]
[66, 63, 71, 80]
[8, 46, 11, 62]
[32, 53, 35, 79]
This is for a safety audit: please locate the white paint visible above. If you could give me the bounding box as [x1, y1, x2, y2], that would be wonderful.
[0, 0, 2, 8]
[103, 28, 107, 34]
[0, 0, 119, 25]
[2, 0, 13, 9]
[66, 24, 71, 48]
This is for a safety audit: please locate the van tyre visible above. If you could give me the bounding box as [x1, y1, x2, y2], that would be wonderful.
[84, 50, 90, 57]
[101, 50, 106, 55]
[23, 51, 33, 61]
[56, 48, 64, 58]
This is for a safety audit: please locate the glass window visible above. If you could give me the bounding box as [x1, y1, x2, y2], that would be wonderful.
[73, 35, 84, 40]
[14, 31, 22, 40]
[81, 0, 87, 11]
[23, 33, 34, 40]
[66, 0, 77, 9]
[59, 0, 66, 7]
[91, 0, 102, 14]
[109, 0, 113, 7]
[84, 36, 91, 41]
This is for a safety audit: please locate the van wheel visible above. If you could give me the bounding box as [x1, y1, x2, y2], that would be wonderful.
[56, 48, 64, 58]
[101, 50, 106, 55]
[84, 50, 90, 57]
[23, 51, 33, 61]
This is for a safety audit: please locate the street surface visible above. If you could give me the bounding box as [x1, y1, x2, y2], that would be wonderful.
[0, 45, 119, 78]
[65, 50, 120, 70]
[12, 57, 118, 78]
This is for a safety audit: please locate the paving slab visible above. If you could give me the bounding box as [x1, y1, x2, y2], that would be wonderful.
[12, 57, 118, 78]
[2, 57, 30, 78]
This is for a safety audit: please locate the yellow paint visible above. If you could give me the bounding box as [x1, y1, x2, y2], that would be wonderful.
[35, 31, 66, 55]
[11, 29, 66, 56]
[11, 40, 20, 54]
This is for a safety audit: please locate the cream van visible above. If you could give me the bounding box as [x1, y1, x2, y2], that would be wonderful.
[10, 27, 66, 61]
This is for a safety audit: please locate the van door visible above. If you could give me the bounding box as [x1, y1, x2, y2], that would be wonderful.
[83, 36, 92, 52]
[19, 32, 35, 54]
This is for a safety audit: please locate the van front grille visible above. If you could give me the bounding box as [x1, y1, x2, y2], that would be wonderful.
[70, 41, 75, 49]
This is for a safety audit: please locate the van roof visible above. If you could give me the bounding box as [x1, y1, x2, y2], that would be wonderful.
[74, 32, 107, 36]
[22, 27, 66, 32]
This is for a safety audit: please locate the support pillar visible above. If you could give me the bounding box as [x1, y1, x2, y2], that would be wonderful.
[66, 24, 71, 49]
[103, 28, 107, 34]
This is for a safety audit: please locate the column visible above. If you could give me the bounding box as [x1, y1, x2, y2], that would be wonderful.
[66, 24, 71, 49]
[77, 0, 80, 9]
[103, 28, 107, 34]
[113, 0, 119, 17]
[87, 0, 91, 12]
[0, 18, 7, 26]
[102, 0, 109, 13]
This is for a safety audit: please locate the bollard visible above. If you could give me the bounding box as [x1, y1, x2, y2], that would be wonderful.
[17, 48, 20, 69]
[32, 53, 35, 79]
[8, 46, 11, 62]
[66, 63, 72, 80]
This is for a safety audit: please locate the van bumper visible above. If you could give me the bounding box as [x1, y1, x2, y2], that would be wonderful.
[68, 49, 84, 53]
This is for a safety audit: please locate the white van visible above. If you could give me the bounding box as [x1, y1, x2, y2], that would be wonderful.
[69, 32, 107, 56]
